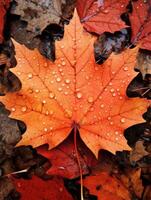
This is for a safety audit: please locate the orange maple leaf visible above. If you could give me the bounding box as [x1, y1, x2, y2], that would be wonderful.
[0, 11, 149, 157]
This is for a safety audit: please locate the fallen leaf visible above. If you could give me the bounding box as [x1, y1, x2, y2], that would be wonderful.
[129, 0, 151, 50]
[11, 0, 66, 33]
[0, 0, 10, 43]
[37, 133, 97, 179]
[135, 50, 151, 79]
[0, 177, 15, 199]
[83, 171, 131, 200]
[76, 0, 129, 34]
[1, 10, 149, 157]
[121, 168, 144, 199]
[12, 176, 73, 200]
[130, 140, 149, 163]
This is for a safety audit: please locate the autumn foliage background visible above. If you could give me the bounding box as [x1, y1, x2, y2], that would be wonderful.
[0, 0, 151, 200]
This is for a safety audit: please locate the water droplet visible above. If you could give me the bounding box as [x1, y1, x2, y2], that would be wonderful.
[61, 45, 64, 49]
[45, 111, 49, 115]
[100, 104, 104, 108]
[56, 77, 61, 82]
[42, 100, 46, 104]
[112, 93, 116, 97]
[119, 96, 123, 100]
[28, 88, 33, 94]
[110, 121, 113, 125]
[115, 131, 119, 135]
[28, 73, 33, 79]
[59, 68, 63, 72]
[58, 87, 62, 91]
[17, 71, 21, 75]
[21, 106, 27, 112]
[109, 82, 113, 86]
[65, 79, 70, 84]
[76, 92, 82, 99]
[87, 96, 93, 103]
[104, 9, 109, 13]
[11, 107, 16, 112]
[108, 117, 111, 120]
[35, 89, 39, 93]
[124, 67, 128, 71]
[99, 96, 102, 99]
[120, 118, 126, 123]
[110, 88, 115, 93]
[49, 92, 55, 99]
[115, 137, 119, 141]
[44, 128, 48, 132]
[61, 61, 66, 66]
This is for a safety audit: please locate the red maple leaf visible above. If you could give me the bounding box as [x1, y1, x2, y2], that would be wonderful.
[1, 11, 149, 157]
[12, 176, 73, 200]
[76, 0, 129, 34]
[129, 0, 151, 50]
[0, 0, 10, 43]
[37, 133, 97, 179]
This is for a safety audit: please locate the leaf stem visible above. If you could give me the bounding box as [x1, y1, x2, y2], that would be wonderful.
[74, 126, 84, 200]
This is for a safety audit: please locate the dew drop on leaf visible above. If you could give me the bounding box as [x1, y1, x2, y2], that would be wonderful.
[11, 107, 16, 112]
[58, 87, 62, 92]
[42, 100, 46, 104]
[56, 77, 61, 82]
[100, 104, 104, 108]
[76, 92, 82, 99]
[87, 96, 94, 103]
[61, 61, 66, 66]
[35, 89, 40, 93]
[120, 118, 126, 123]
[65, 79, 71, 84]
[28, 73, 33, 79]
[21, 106, 27, 112]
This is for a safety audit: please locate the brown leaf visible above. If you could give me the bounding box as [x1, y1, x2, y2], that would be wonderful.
[130, 140, 149, 163]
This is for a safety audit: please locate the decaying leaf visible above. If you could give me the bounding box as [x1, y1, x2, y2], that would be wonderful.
[76, 0, 129, 34]
[130, 140, 149, 163]
[135, 50, 151, 79]
[0, 177, 16, 200]
[11, 0, 67, 33]
[0, 11, 149, 157]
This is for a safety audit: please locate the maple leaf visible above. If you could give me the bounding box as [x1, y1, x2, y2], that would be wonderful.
[12, 176, 73, 200]
[83, 171, 131, 200]
[76, 0, 129, 35]
[37, 133, 97, 179]
[0, 10, 149, 157]
[129, 0, 151, 50]
[0, 0, 10, 43]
